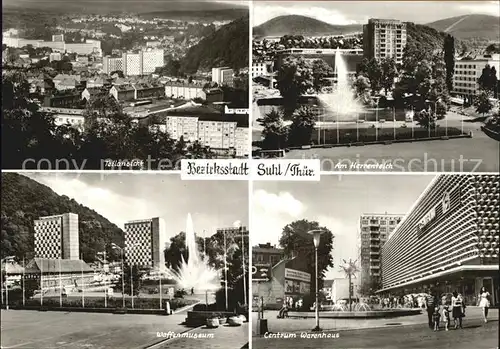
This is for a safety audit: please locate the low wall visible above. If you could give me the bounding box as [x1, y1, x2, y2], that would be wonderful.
[2, 305, 169, 315]
[185, 311, 236, 327]
[288, 309, 422, 319]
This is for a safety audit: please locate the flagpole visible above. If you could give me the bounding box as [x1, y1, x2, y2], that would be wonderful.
[241, 226, 247, 306]
[41, 259, 43, 306]
[81, 254, 85, 308]
[22, 257, 25, 306]
[223, 229, 228, 311]
[59, 258, 62, 307]
[393, 107, 396, 140]
[130, 265, 134, 309]
[0, 259, 3, 306]
[376, 97, 379, 141]
[159, 268, 162, 310]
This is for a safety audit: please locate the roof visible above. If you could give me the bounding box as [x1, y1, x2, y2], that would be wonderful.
[253, 245, 284, 254]
[24, 258, 94, 274]
[114, 84, 135, 92]
[1, 262, 26, 275]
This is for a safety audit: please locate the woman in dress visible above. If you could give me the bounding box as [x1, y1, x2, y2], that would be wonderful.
[451, 291, 463, 329]
[478, 286, 491, 323]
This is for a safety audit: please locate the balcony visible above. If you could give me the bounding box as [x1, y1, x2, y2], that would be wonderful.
[369, 251, 379, 255]
[370, 265, 380, 269]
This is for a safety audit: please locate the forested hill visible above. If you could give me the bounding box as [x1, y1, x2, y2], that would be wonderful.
[180, 16, 249, 74]
[1, 173, 124, 262]
[406, 21, 449, 53]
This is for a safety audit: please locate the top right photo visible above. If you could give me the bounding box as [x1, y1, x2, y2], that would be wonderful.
[251, 1, 500, 172]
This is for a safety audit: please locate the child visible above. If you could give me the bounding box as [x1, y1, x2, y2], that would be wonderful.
[433, 306, 441, 331]
[441, 299, 450, 331]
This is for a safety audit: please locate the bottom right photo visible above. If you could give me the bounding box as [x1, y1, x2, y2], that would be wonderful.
[251, 174, 499, 349]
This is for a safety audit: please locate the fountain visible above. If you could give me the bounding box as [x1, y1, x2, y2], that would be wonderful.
[164, 214, 220, 292]
[316, 48, 364, 122]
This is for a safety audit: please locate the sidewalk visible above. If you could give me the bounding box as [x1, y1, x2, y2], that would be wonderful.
[252, 307, 499, 335]
[158, 323, 249, 349]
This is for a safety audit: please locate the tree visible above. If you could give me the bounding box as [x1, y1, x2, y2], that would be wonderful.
[485, 43, 500, 54]
[414, 109, 436, 129]
[475, 91, 493, 116]
[380, 57, 398, 95]
[444, 34, 455, 92]
[110, 70, 124, 78]
[311, 59, 333, 92]
[478, 64, 498, 97]
[288, 106, 316, 146]
[353, 75, 371, 97]
[115, 264, 144, 297]
[276, 56, 314, 115]
[279, 219, 334, 296]
[257, 109, 288, 150]
[359, 58, 382, 95]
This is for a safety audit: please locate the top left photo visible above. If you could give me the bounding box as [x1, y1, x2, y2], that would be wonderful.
[2, 0, 250, 171]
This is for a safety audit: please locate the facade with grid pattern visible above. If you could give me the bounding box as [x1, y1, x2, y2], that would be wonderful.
[124, 217, 165, 269]
[380, 175, 499, 305]
[34, 213, 79, 260]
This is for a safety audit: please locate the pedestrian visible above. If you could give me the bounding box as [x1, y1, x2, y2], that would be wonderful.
[433, 306, 441, 331]
[441, 297, 450, 331]
[191, 287, 194, 295]
[425, 290, 437, 329]
[478, 286, 491, 323]
[451, 291, 464, 329]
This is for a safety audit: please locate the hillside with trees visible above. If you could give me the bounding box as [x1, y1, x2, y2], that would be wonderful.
[1, 172, 124, 262]
[180, 16, 249, 74]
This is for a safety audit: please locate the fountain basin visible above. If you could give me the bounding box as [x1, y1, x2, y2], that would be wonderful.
[185, 310, 236, 327]
[287, 309, 422, 319]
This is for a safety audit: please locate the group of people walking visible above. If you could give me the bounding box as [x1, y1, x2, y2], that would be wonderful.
[426, 287, 492, 331]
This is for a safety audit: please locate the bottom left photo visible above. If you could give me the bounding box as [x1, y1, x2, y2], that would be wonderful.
[0, 172, 249, 349]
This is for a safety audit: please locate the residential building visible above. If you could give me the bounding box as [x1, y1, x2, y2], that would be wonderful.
[43, 93, 83, 108]
[252, 256, 311, 310]
[82, 87, 107, 102]
[103, 56, 125, 74]
[379, 174, 499, 306]
[252, 243, 284, 266]
[65, 42, 102, 56]
[34, 213, 79, 260]
[42, 107, 86, 130]
[133, 82, 164, 100]
[52, 34, 65, 42]
[216, 226, 249, 243]
[164, 83, 204, 100]
[124, 217, 166, 269]
[124, 52, 143, 76]
[453, 54, 500, 96]
[109, 84, 136, 101]
[212, 67, 234, 87]
[142, 49, 164, 74]
[251, 61, 271, 78]
[49, 52, 62, 62]
[164, 106, 249, 157]
[358, 213, 404, 294]
[363, 18, 407, 65]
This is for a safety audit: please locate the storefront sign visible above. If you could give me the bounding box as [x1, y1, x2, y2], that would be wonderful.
[285, 268, 311, 282]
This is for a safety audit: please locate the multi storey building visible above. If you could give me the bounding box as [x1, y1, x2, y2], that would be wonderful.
[165, 106, 249, 157]
[363, 18, 407, 65]
[102, 50, 164, 76]
[379, 175, 499, 306]
[142, 49, 164, 74]
[34, 213, 79, 260]
[358, 213, 404, 294]
[453, 54, 499, 97]
[124, 217, 166, 269]
[212, 67, 234, 87]
[103, 56, 124, 74]
[251, 61, 271, 78]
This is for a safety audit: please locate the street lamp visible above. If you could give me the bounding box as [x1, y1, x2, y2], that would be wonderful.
[234, 221, 247, 306]
[111, 243, 125, 308]
[307, 229, 325, 332]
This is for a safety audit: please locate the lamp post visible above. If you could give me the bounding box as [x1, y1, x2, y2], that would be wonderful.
[223, 228, 228, 311]
[111, 243, 125, 308]
[307, 229, 325, 332]
[234, 221, 247, 306]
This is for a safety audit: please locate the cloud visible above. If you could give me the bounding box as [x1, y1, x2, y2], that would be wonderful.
[253, 4, 358, 26]
[458, 1, 500, 16]
[253, 189, 305, 217]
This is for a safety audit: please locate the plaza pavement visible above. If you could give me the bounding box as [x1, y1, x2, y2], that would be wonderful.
[252, 307, 498, 334]
[1, 309, 188, 348]
[252, 307, 498, 349]
[154, 323, 249, 349]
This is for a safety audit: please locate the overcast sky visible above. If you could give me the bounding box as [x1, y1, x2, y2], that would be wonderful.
[24, 172, 248, 241]
[253, 1, 500, 26]
[252, 174, 435, 279]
